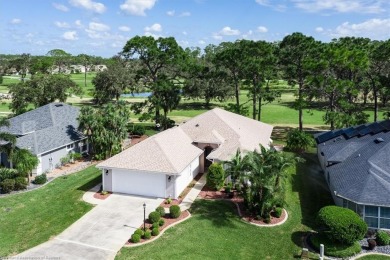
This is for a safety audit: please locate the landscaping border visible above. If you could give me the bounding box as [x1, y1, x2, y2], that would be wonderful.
[353, 253, 390, 259]
[124, 210, 192, 248]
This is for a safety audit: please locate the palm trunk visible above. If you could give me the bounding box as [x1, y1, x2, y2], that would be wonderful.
[252, 79, 257, 120]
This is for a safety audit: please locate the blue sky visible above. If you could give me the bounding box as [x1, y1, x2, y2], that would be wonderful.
[1, 0, 389, 57]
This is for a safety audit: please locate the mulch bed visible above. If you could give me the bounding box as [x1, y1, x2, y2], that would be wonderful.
[130, 135, 149, 146]
[160, 199, 182, 208]
[198, 186, 286, 226]
[126, 210, 190, 245]
[93, 191, 112, 200]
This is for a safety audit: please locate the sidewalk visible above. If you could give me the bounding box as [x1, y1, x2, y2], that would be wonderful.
[180, 173, 207, 211]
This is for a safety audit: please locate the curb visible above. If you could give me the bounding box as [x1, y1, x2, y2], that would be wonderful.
[124, 211, 192, 248]
[352, 252, 390, 259]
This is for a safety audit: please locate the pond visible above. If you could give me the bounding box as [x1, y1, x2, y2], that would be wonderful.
[121, 92, 152, 98]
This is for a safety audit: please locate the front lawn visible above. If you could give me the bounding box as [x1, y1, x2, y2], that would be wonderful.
[116, 152, 334, 259]
[0, 166, 101, 257]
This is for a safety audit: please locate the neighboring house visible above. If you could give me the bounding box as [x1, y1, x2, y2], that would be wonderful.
[315, 120, 390, 230]
[97, 108, 273, 199]
[0, 103, 88, 175]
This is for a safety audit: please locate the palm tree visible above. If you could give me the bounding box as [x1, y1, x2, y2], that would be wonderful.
[11, 149, 39, 184]
[0, 118, 17, 168]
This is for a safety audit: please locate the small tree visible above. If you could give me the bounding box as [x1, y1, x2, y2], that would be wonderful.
[11, 149, 39, 184]
[286, 128, 314, 152]
[206, 163, 225, 190]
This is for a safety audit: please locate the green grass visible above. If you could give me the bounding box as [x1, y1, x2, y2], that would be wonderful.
[116, 152, 334, 259]
[69, 72, 96, 98]
[357, 255, 390, 260]
[0, 166, 101, 257]
[310, 233, 361, 258]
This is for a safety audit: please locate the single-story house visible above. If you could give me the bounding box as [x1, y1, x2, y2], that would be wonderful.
[97, 108, 273, 199]
[315, 120, 390, 229]
[0, 102, 88, 175]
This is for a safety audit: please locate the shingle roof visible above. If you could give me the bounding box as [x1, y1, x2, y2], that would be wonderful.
[0, 103, 85, 155]
[97, 108, 273, 173]
[317, 120, 390, 206]
[97, 127, 203, 174]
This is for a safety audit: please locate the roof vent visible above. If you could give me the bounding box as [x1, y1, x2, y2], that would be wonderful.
[55, 104, 63, 107]
[375, 137, 385, 143]
[195, 124, 199, 127]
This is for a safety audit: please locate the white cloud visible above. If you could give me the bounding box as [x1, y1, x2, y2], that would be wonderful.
[167, 10, 175, 16]
[55, 21, 70, 28]
[255, 0, 286, 11]
[328, 18, 390, 39]
[315, 26, 324, 32]
[212, 35, 223, 40]
[120, 0, 156, 16]
[119, 26, 131, 32]
[75, 20, 83, 27]
[144, 23, 162, 32]
[219, 26, 240, 36]
[257, 26, 268, 33]
[198, 40, 206, 45]
[89, 22, 110, 31]
[10, 18, 22, 24]
[182, 31, 187, 35]
[69, 0, 106, 14]
[292, 0, 385, 14]
[62, 31, 78, 40]
[179, 11, 191, 17]
[53, 3, 69, 11]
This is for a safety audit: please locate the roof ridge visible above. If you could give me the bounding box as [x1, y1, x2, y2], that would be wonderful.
[154, 128, 181, 173]
[48, 103, 56, 126]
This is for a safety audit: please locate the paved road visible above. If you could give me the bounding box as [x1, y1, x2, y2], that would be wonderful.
[17, 194, 163, 260]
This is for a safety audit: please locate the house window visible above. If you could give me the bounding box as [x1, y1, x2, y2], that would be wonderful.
[380, 207, 390, 229]
[365, 206, 379, 228]
[66, 143, 74, 150]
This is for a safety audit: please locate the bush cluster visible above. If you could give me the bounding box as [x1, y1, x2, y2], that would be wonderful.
[317, 206, 367, 245]
[286, 128, 314, 152]
[0, 179, 15, 193]
[134, 229, 144, 236]
[33, 174, 47, 185]
[148, 211, 161, 224]
[14, 177, 27, 190]
[128, 124, 146, 136]
[143, 230, 151, 240]
[376, 230, 390, 246]
[169, 205, 181, 219]
[273, 207, 283, 218]
[0, 168, 20, 182]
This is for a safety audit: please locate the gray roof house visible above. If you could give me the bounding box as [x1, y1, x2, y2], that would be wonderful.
[0, 103, 88, 175]
[315, 120, 390, 229]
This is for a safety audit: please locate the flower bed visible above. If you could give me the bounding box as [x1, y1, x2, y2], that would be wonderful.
[126, 210, 190, 245]
[93, 191, 112, 200]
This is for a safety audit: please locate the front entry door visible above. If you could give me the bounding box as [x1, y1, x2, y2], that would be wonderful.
[166, 175, 175, 198]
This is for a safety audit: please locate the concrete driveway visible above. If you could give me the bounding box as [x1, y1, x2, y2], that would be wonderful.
[17, 194, 163, 260]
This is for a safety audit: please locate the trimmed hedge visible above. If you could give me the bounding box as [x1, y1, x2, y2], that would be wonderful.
[0, 179, 15, 193]
[134, 229, 144, 236]
[152, 227, 159, 236]
[206, 163, 225, 190]
[376, 230, 390, 246]
[152, 222, 159, 229]
[274, 207, 283, 218]
[14, 177, 27, 190]
[33, 174, 47, 184]
[310, 233, 361, 258]
[131, 234, 141, 243]
[148, 211, 161, 224]
[317, 206, 367, 245]
[169, 205, 181, 219]
[159, 218, 165, 227]
[143, 230, 151, 240]
[156, 206, 165, 217]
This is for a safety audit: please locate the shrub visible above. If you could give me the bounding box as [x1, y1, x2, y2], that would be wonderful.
[148, 211, 161, 224]
[130, 124, 146, 136]
[225, 182, 232, 193]
[206, 163, 225, 190]
[71, 152, 83, 161]
[263, 216, 271, 224]
[317, 206, 367, 245]
[134, 229, 144, 236]
[33, 174, 47, 184]
[0, 168, 19, 182]
[60, 155, 70, 166]
[131, 234, 141, 243]
[368, 239, 377, 250]
[286, 128, 314, 152]
[0, 179, 15, 193]
[158, 218, 165, 227]
[152, 222, 159, 229]
[14, 177, 27, 190]
[165, 198, 172, 204]
[376, 230, 390, 246]
[143, 230, 151, 240]
[273, 207, 283, 218]
[170, 205, 181, 219]
[152, 227, 159, 236]
[310, 233, 362, 258]
[155, 206, 165, 217]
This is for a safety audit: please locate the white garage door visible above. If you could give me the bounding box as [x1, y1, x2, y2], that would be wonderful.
[112, 169, 166, 198]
